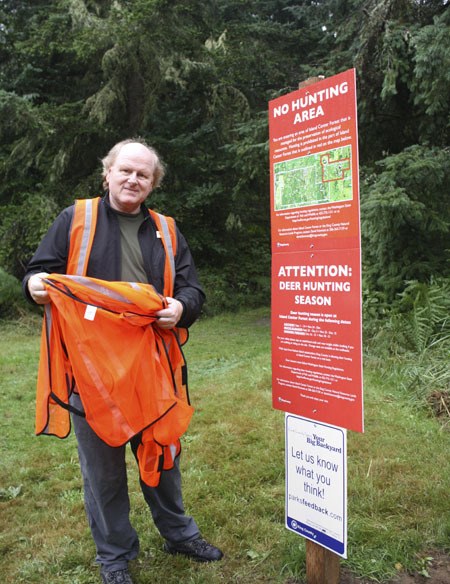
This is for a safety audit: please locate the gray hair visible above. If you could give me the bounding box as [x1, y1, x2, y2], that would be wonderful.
[101, 138, 166, 189]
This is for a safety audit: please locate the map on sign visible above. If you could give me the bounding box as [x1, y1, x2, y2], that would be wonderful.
[274, 146, 352, 210]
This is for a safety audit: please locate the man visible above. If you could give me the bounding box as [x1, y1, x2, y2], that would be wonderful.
[23, 139, 223, 584]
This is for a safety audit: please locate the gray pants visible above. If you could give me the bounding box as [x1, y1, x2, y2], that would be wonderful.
[70, 394, 200, 573]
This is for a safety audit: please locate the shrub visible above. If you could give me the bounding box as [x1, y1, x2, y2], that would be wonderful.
[0, 193, 58, 279]
[199, 268, 270, 316]
[0, 268, 29, 319]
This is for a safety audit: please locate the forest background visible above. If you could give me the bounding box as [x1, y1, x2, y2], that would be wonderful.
[0, 0, 449, 309]
[0, 1, 449, 582]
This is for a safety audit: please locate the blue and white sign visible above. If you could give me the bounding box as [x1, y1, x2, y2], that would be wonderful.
[285, 414, 347, 558]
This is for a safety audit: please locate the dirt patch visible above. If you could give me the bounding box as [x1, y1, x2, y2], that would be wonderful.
[389, 552, 450, 584]
[286, 551, 450, 584]
[428, 390, 450, 423]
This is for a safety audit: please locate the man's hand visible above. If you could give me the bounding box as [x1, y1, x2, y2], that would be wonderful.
[155, 297, 183, 329]
[28, 272, 51, 305]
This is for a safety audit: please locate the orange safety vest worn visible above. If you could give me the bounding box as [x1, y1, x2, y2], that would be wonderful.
[36, 198, 192, 487]
[67, 197, 179, 298]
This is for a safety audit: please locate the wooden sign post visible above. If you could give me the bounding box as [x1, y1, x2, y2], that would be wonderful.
[306, 540, 340, 584]
[298, 76, 325, 89]
[302, 77, 341, 584]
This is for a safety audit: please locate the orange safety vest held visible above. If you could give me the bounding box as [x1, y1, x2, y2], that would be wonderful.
[36, 198, 192, 487]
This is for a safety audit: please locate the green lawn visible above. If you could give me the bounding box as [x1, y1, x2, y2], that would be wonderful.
[0, 309, 448, 583]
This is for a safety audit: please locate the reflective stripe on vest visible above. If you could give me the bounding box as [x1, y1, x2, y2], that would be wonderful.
[67, 199, 177, 298]
[67, 197, 99, 276]
[150, 211, 176, 297]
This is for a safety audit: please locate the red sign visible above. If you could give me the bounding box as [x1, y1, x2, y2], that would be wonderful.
[270, 69, 363, 432]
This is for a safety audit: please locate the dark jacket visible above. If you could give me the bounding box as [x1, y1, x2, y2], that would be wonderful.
[22, 195, 205, 328]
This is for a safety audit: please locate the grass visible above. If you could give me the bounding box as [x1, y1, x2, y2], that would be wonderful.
[0, 309, 449, 583]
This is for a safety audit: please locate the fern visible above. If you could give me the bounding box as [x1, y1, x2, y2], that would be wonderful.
[367, 278, 450, 418]
[399, 279, 450, 353]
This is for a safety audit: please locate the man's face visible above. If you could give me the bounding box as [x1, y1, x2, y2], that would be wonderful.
[106, 143, 156, 214]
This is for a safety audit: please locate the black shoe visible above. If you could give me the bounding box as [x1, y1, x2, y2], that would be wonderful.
[101, 569, 134, 584]
[164, 537, 224, 562]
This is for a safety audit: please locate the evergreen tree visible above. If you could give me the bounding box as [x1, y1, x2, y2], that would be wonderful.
[361, 145, 450, 300]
